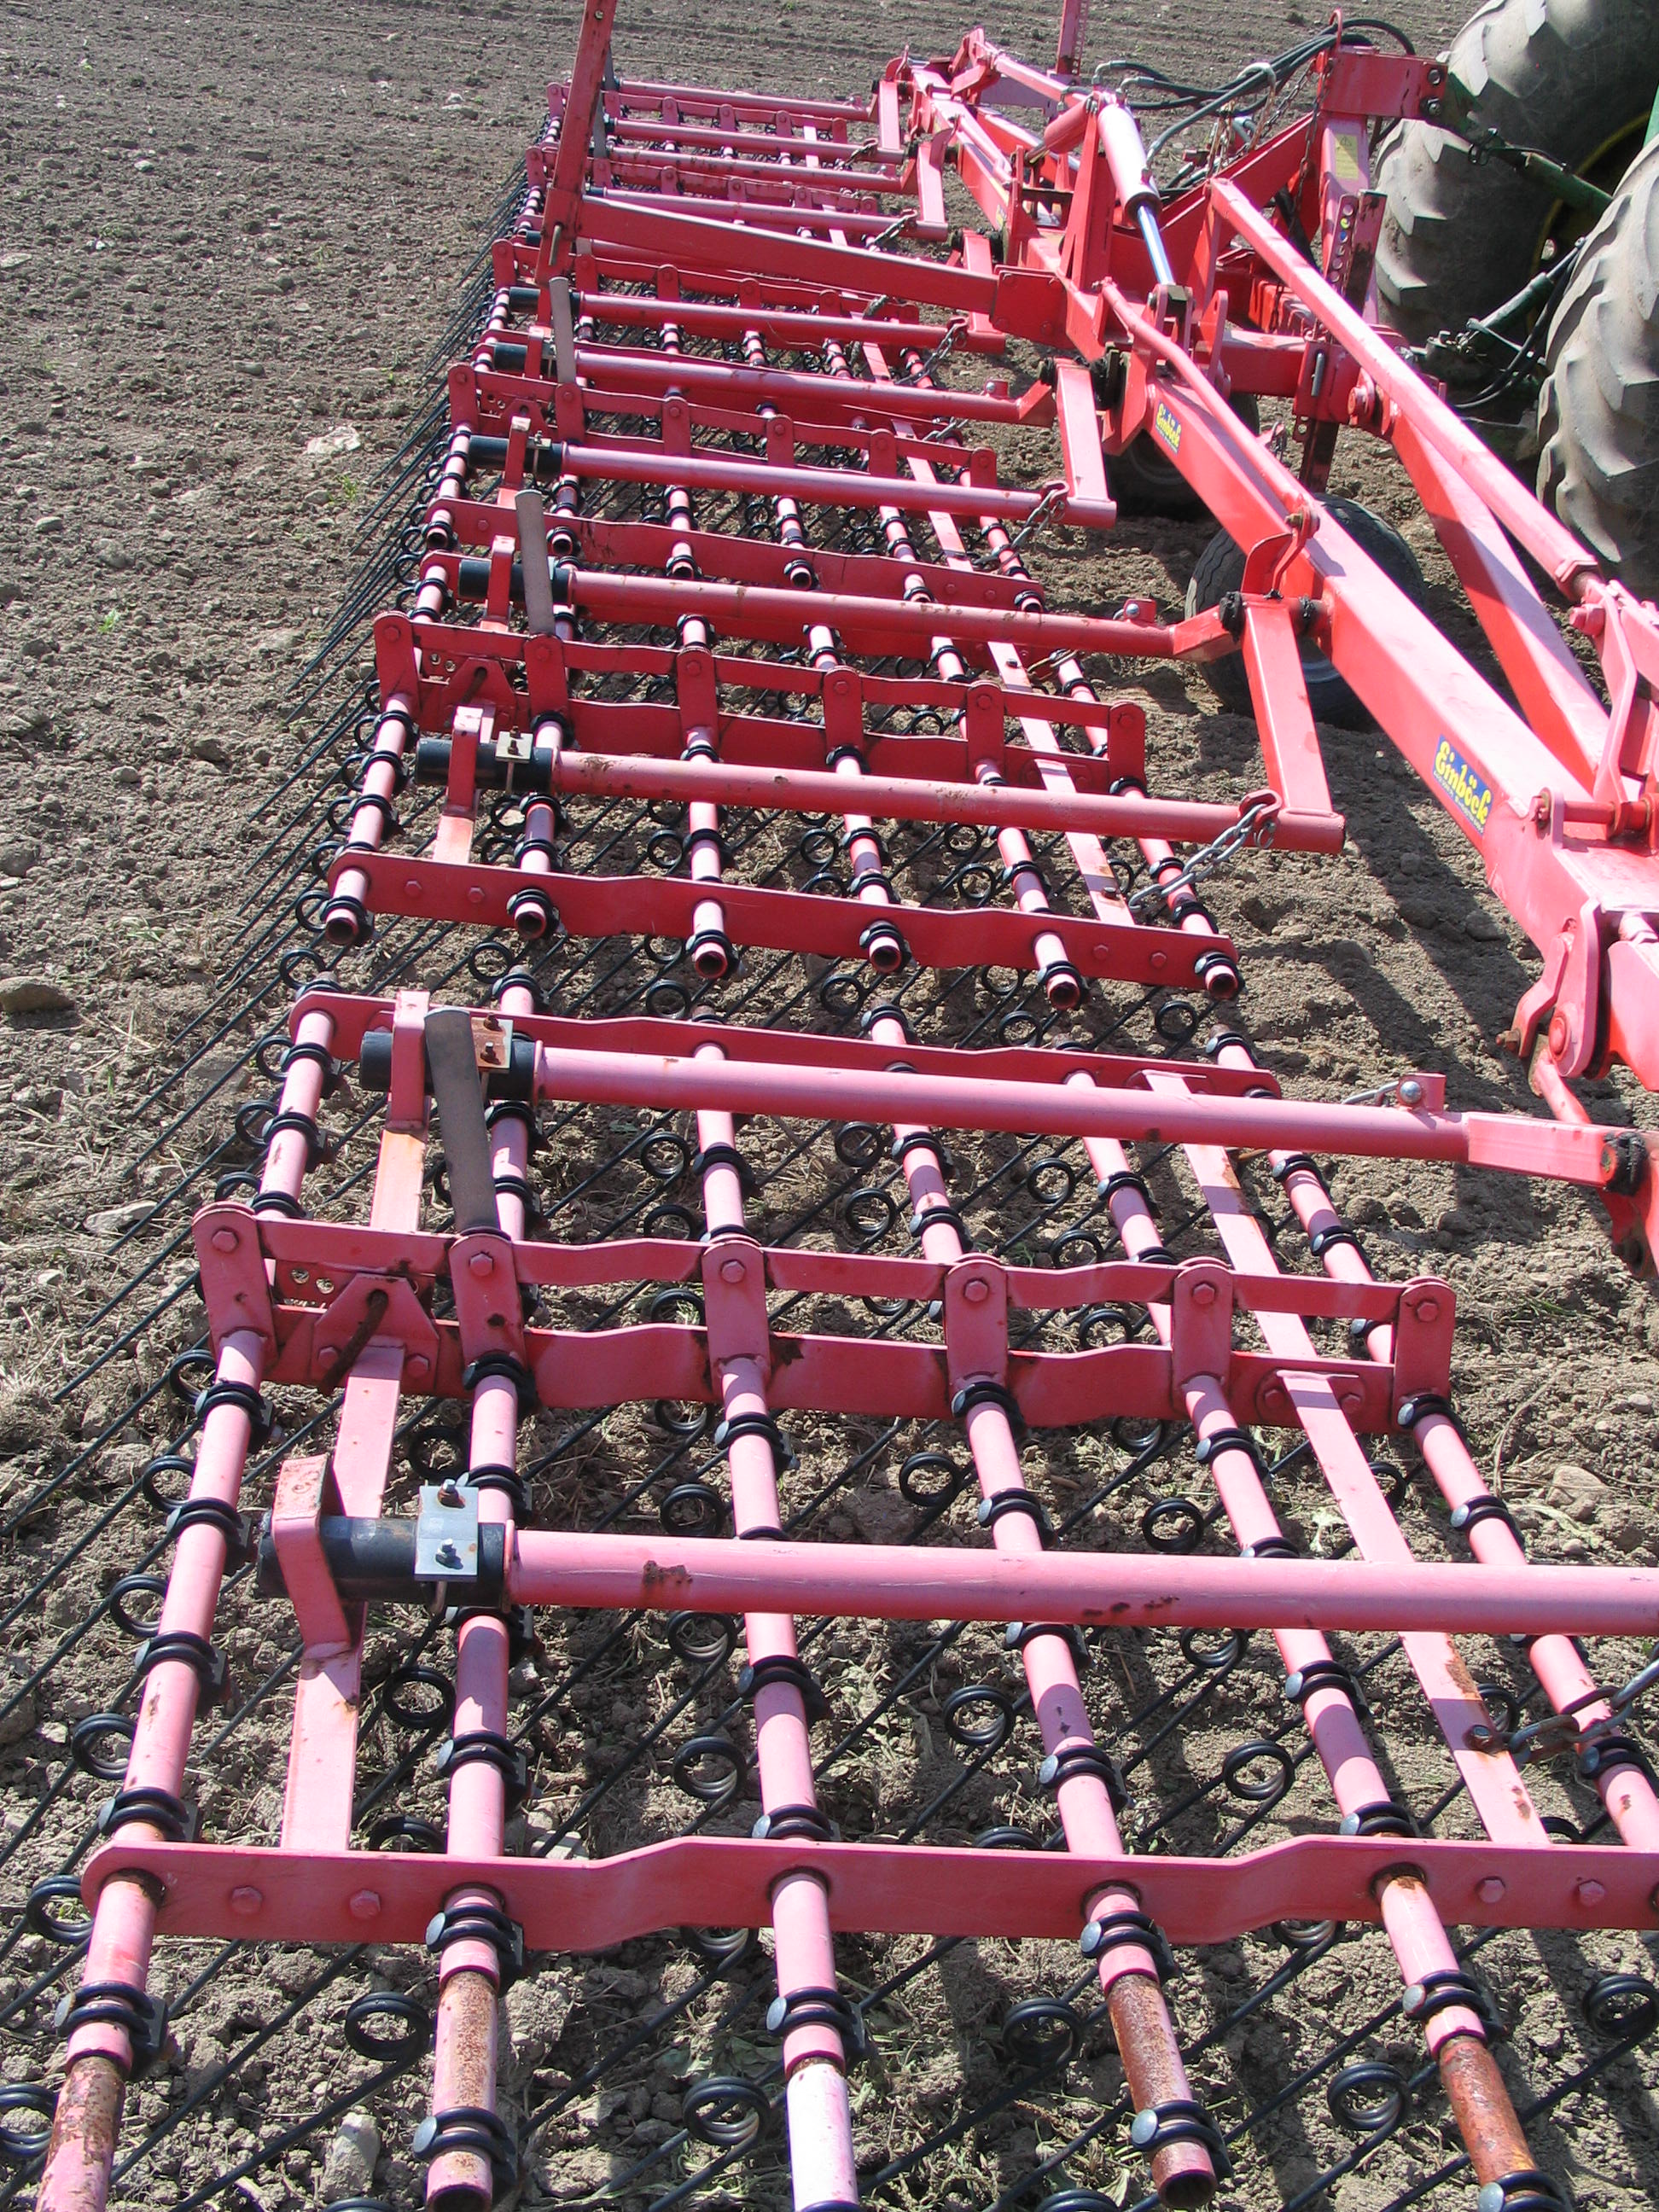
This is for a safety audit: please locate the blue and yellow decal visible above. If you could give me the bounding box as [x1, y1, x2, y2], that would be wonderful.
[1431, 737, 1493, 836]
[1152, 399, 1182, 457]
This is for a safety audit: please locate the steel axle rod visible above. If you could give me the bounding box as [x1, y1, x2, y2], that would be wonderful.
[258, 1518, 1659, 1639]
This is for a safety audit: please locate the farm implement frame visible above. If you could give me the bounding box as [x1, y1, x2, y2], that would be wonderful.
[20, 7, 1659, 2212]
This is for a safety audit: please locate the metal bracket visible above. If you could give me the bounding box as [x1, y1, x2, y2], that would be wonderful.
[701, 1235, 771, 1371]
[943, 1255, 1010, 1394]
[1169, 1259, 1235, 1398]
[450, 1230, 529, 1372]
[194, 1202, 278, 1353]
[416, 1481, 480, 1583]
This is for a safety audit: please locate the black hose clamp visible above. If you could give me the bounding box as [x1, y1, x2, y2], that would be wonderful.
[434, 1728, 528, 1808]
[1284, 1658, 1364, 1711]
[1005, 1621, 1088, 1668]
[1476, 2173, 1574, 2212]
[1080, 1906, 1176, 1983]
[752, 1802, 835, 1843]
[133, 1631, 227, 1706]
[955, 1379, 1025, 1433]
[411, 2105, 519, 2187]
[193, 1379, 272, 1443]
[739, 1653, 829, 1726]
[911, 1200, 972, 1249]
[1402, 1966, 1500, 2036]
[463, 1462, 530, 1520]
[460, 1352, 538, 1411]
[97, 1785, 198, 1844]
[1194, 1425, 1269, 1478]
[424, 1898, 525, 1987]
[1128, 2097, 1232, 2178]
[1340, 1798, 1419, 1841]
[1449, 1493, 1524, 1545]
[165, 1496, 253, 1563]
[692, 1141, 758, 1197]
[765, 1984, 866, 2064]
[54, 1981, 169, 2075]
[1039, 1740, 1127, 1813]
[976, 1491, 1051, 1540]
[714, 1410, 796, 1470]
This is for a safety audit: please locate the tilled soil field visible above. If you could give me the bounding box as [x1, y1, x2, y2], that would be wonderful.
[3, 3, 1659, 2210]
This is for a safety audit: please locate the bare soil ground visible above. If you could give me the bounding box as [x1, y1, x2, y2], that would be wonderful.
[3, 3, 1659, 2210]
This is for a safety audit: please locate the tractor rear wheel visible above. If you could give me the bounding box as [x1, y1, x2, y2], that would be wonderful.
[1536, 136, 1659, 598]
[1375, 0, 1659, 346]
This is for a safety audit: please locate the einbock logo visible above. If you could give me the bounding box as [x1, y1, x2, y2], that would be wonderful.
[1152, 399, 1181, 456]
[1431, 737, 1493, 835]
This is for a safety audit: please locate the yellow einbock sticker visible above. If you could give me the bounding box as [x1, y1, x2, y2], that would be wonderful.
[1152, 399, 1182, 456]
[1431, 737, 1493, 835]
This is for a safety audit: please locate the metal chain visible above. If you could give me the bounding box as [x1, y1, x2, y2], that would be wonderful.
[1479, 1645, 1659, 1766]
[1009, 483, 1066, 550]
[900, 319, 963, 387]
[1126, 795, 1278, 917]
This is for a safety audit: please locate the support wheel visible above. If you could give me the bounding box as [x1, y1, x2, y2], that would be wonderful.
[1113, 395, 1260, 517]
[1375, 0, 1659, 345]
[1184, 498, 1426, 730]
[1536, 137, 1659, 598]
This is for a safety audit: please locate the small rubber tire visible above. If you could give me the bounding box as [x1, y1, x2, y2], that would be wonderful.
[1112, 394, 1261, 517]
[1183, 497, 1426, 729]
[1375, 0, 1659, 346]
[1536, 136, 1659, 598]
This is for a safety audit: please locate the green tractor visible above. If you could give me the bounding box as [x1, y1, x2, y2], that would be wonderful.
[1377, 0, 1659, 595]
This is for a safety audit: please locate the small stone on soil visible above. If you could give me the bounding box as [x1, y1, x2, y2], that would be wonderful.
[0, 975, 74, 1015]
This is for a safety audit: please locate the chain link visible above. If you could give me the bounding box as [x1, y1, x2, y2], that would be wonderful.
[900, 319, 963, 388]
[1473, 1646, 1659, 1766]
[869, 213, 915, 250]
[1009, 484, 1066, 551]
[1126, 796, 1278, 917]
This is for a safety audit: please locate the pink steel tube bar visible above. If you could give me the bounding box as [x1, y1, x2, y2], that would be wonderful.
[38, 1003, 339, 2212]
[1064, 1048, 1539, 2178]
[696, 1045, 862, 2212]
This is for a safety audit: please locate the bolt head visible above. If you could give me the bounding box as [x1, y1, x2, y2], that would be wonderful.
[348, 1889, 382, 1922]
[1190, 1281, 1216, 1308]
[229, 1885, 263, 1918]
[719, 1256, 747, 1284]
[469, 1250, 494, 1278]
[407, 1355, 430, 1382]
[962, 1277, 990, 1305]
[1414, 1297, 1440, 1324]
[1399, 1078, 1423, 1107]
[210, 1227, 240, 1254]
[1475, 1875, 1505, 1905]
[1548, 1012, 1571, 1057]
[1576, 1877, 1607, 1906]
[1149, 951, 1167, 973]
